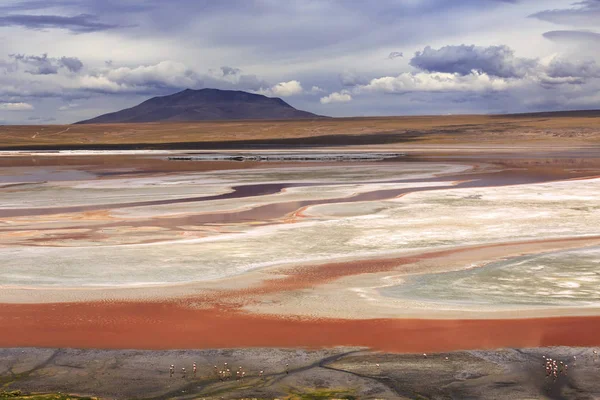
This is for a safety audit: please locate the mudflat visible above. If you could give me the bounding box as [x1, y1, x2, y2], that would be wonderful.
[2, 347, 600, 399]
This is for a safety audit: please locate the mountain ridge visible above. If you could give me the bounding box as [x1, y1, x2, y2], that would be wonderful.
[75, 88, 325, 124]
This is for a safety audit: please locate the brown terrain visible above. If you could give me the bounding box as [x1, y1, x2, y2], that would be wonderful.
[1, 112, 599, 150]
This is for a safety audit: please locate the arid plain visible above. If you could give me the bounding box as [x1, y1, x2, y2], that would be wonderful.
[2, 114, 600, 399]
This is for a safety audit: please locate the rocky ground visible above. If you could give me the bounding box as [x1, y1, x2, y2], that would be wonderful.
[1, 347, 599, 399]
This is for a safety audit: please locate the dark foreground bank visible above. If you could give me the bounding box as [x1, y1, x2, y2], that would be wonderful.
[1, 347, 599, 399]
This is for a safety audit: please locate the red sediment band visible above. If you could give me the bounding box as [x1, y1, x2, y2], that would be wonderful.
[1, 301, 600, 352]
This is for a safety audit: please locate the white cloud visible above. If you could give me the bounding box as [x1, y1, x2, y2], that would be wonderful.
[310, 85, 325, 94]
[102, 61, 200, 90]
[356, 71, 514, 93]
[0, 59, 273, 98]
[0, 102, 34, 111]
[320, 90, 353, 104]
[257, 80, 304, 97]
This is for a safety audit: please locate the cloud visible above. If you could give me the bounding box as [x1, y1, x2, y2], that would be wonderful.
[0, 57, 277, 101]
[220, 66, 241, 76]
[356, 71, 513, 94]
[320, 90, 352, 104]
[59, 56, 84, 72]
[529, 1, 600, 27]
[409, 45, 536, 78]
[10, 53, 84, 75]
[10, 53, 58, 74]
[257, 80, 304, 97]
[0, 13, 123, 33]
[542, 30, 600, 44]
[310, 86, 325, 94]
[79, 61, 200, 93]
[339, 70, 368, 87]
[206, 66, 267, 90]
[388, 51, 403, 60]
[1, 1, 598, 121]
[323, 38, 600, 115]
[0, 102, 34, 111]
[546, 58, 600, 79]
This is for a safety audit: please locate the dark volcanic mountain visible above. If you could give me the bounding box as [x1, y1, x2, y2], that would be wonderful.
[75, 88, 324, 124]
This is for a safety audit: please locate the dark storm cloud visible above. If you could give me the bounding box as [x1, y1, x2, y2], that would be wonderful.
[529, 1, 600, 26]
[409, 45, 536, 78]
[0, 13, 123, 33]
[9, 54, 84, 75]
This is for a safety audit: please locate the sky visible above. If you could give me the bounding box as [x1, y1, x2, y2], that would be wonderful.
[0, 0, 599, 124]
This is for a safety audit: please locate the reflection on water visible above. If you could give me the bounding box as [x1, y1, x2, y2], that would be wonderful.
[0, 168, 95, 183]
[381, 246, 600, 307]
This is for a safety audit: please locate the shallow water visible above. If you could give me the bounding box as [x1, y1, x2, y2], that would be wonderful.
[1, 156, 600, 290]
[381, 246, 600, 307]
[2, 176, 600, 288]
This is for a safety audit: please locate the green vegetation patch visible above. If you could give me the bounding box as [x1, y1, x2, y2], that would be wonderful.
[0, 391, 97, 400]
[286, 388, 357, 400]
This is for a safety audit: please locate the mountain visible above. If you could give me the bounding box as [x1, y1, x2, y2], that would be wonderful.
[75, 88, 325, 124]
